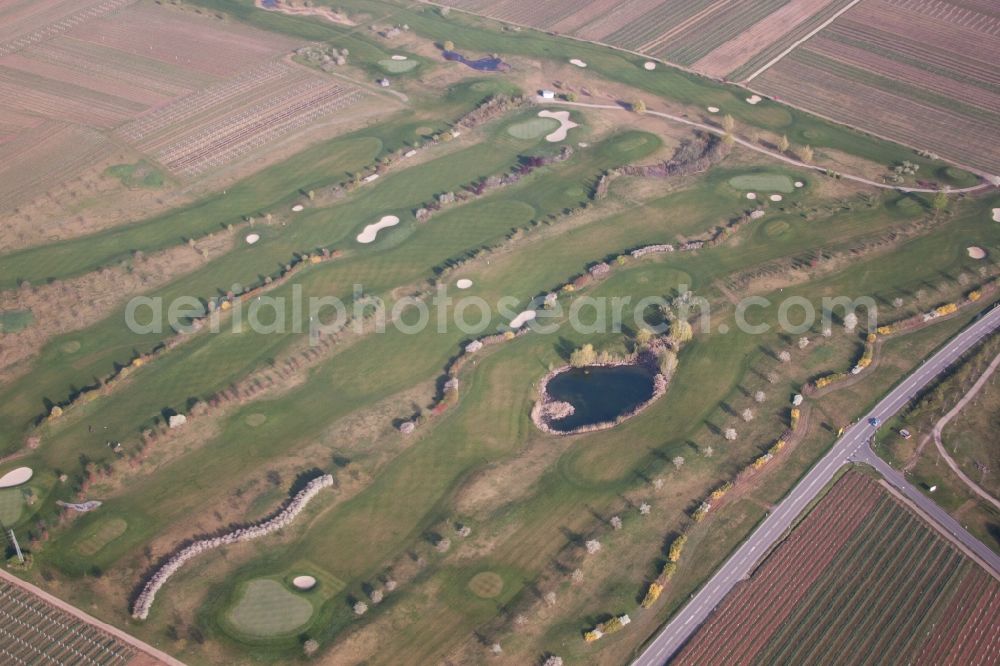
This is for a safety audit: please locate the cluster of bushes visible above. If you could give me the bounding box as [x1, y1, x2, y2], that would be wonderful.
[584, 614, 631, 642]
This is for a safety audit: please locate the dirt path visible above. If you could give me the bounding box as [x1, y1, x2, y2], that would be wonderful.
[932, 351, 1000, 512]
[542, 98, 990, 194]
[0, 568, 184, 666]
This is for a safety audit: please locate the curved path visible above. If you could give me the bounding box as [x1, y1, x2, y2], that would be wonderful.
[539, 98, 991, 194]
[932, 351, 1000, 512]
[633, 304, 1000, 665]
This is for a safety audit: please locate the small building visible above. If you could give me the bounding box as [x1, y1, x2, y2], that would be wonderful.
[900, 428, 912, 440]
[377, 78, 390, 87]
[539, 89, 556, 99]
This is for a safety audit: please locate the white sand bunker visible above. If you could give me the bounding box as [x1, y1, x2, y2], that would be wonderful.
[746, 192, 757, 200]
[510, 310, 537, 328]
[0, 467, 32, 489]
[456, 279, 473, 289]
[537, 110, 578, 142]
[292, 204, 304, 212]
[357, 215, 400, 243]
[770, 194, 783, 202]
[292, 575, 317, 591]
[578, 142, 589, 147]
[391, 55, 408, 60]
[245, 233, 260, 245]
[707, 106, 720, 113]
[992, 208, 1000, 222]
[746, 95, 762, 105]
[643, 61, 656, 70]
[794, 181, 804, 188]
[967, 246, 987, 259]
[569, 58, 587, 68]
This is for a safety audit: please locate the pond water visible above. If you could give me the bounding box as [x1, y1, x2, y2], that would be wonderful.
[546, 365, 657, 432]
[443, 50, 510, 72]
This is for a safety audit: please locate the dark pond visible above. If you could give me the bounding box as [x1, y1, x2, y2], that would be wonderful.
[443, 50, 511, 72]
[546, 365, 657, 432]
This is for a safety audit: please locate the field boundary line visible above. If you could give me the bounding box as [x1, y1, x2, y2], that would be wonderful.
[0, 568, 185, 665]
[876, 480, 1000, 581]
[743, 0, 865, 82]
[932, 351, 1000, 512]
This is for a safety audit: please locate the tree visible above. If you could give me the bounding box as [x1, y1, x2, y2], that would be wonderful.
[307, 190, 315, 201]
[570, 344, 597, 367]
[353, 601, 368, 615]
[843, 312, 858, 331]
[443, 40, 454, 51]
[658, 349, 678, 376]
[636, 327, 653, 347]
[724, 428, 738, 441]
[933, 189, 949, 215]
[702, 445, 714, 458]
[631, 99, 646, 114]
[800, 145, 814, 164]
[585, 539, 602, 554]
[639, 502, 651, 515]
[564, 92, 577, 102]
[610, 515, 623, 530]
[778, 350, 791, 363]
[670, 319, 693, 344]
[778, 135, 790, 153]
[672, 456, 685, 469]
[723, 132, 735, 147]
[741, 408, 754, 422]
[754, 390, 766, 403]
[722, 114, 735, 133]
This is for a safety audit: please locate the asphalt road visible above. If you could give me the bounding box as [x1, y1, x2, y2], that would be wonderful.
[633, 304, 1000, 666]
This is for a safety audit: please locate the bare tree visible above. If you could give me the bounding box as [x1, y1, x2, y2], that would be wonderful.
[370, 589, 384, 604]
[491, 643, 502, 655]
[798, 337, 810, 350]
[544, 591, 557, 607]
[724, 428, 738, 441]
[778, 350, 791, 363]
[610, 516, 623, 530]
[778, 135, 790, 153]
[543, 657, 564, 666]
[702, 445, 714, 458]
[639, 502, 651, 515]
[585, 539, 602, 554]
[754, 390, 767, 403]
[653, 477, 665, 490]
[353, 601, 368, 616]
[844, 312, 858, 331]
[435, 537, 451, 553]
[741, 408, 754, 422]
[672, 456, 685, 469]
[304, 639, 319, 656]
[571, 568, 584, 583]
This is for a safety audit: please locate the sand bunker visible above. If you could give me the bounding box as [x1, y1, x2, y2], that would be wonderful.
[569, 58, 587, 68]
[993, 208, 1000, 222]
[770, 194, 783, 202]
[357, 215, 400, 243]
[967, 246, 987, 259]
[456, 279, 473, 289]
[707, 106, 720, 113]
[537, 110, 578, 142]
[643, 61, 656, 70]
[746, 95, 762, 105]
[245, 233, 260, 245]
[292, 575, 317, 591]
[292, 204, 304, 212]
[510, 310, 537, 328]
[0, 467, 32, 489]
[794, 181, 804, 188]
[391, 55, 408, 61]
[746, 192, 757, 200]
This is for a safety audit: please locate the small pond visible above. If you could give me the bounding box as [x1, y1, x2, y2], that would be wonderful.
[546, 365, 657, 432]
[443, 50, 511, 72]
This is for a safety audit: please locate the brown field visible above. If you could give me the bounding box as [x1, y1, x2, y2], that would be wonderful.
[752, 0, 1000, 174]
[673, 470, 1000, 665]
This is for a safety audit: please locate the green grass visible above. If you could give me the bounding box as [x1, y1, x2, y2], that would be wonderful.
[0, 490, 22, 526]
[378, 58, 418, 73]
[74, 518, 128, 557]
[0, 310, 33, 333]
[727, 172, 796, 193]
[225, 579, 315, 638]
[506, 117, 559, 139]
[105, 162, 164, 189]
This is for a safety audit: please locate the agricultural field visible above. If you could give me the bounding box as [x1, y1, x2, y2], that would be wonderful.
[752, 0, 1000, 175]
[674, 470, 1000, 665]
[0, 0, 997, 665]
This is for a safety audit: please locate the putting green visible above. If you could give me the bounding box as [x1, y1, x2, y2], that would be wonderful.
[764, 220, 791, 237]
[60, 340, 81, 354]
[227, 579, 314, 637]
[245, 413, 267, 427]
[728, 173, 795, 193]
[75, 518, 127, 556]
[0, 489, 23, 526]
[467, 571, 504, 598]
[378, 59, 418, 73]
[506, 117, 559, 139]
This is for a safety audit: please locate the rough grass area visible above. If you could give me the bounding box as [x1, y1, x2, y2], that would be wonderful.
[506, 117, 559, 139]
[467, 571, 504, 598]
[105, 162, 164, 189]
[727, 172, 795, 192]
[75, 519, 128, 557]
[0, 490, 23, 526]
[226, 579, 314, 637]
